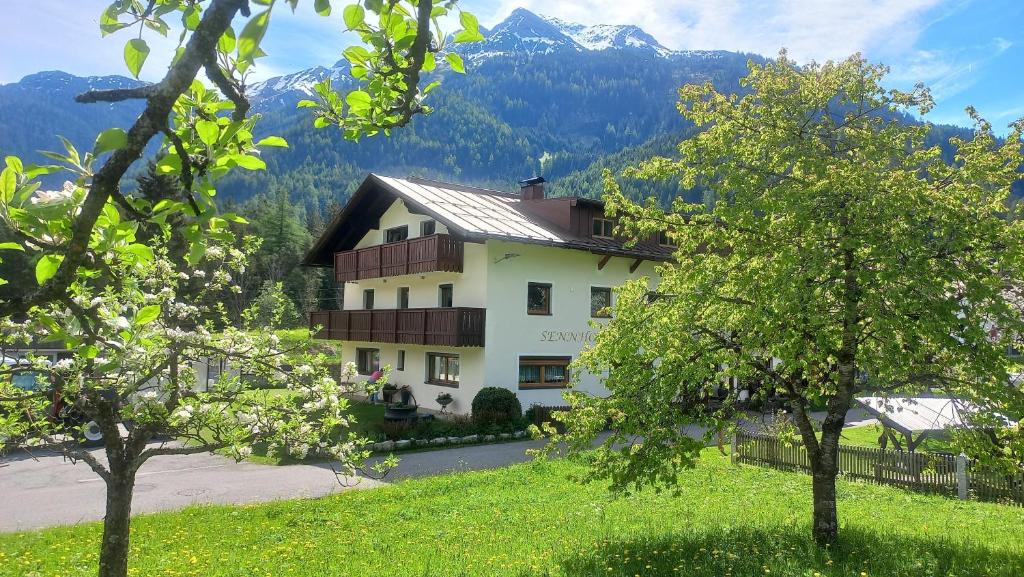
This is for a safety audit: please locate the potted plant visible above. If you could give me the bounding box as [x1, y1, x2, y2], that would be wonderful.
[436, 392, 453, 413]
[398, 384, 413, 405]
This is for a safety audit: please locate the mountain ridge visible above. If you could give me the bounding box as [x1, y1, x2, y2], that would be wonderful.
[0, 8, 998, 213]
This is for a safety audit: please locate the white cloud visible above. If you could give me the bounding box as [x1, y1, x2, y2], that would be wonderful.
[0, 1, 357, 84]
[481, 0, 945, 62]
[888, 36, 1013, 99]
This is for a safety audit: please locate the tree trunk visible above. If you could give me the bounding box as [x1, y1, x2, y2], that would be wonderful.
[98, 470, 136, 577]
[811, 424, 842, 545]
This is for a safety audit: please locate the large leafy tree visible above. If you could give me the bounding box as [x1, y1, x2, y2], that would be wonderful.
[0, 2, 479, 576]
[551, 53, 1024, 545]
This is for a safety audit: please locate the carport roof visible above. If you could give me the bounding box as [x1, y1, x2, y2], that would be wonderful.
[856, 396, 1013, 435]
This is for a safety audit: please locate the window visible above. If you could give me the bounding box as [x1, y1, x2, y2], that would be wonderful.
[363, 289, 374, 310]
[398, 287, 410, 309]
[657, 230, 675, 246]
[420, 220, 436, 236]
[592, 217, 614, 238]
[385, 225, 408, 243]
[427, 353, 459, 386]
[519, 356, 571, 389]
[397, 350, 406, 371]
[356, 348, 380, 375]
[207, 357, 227, 385]
[438, 284, 453, 308]
[591, 287, 612, 318]
[527, 282, 551, 315]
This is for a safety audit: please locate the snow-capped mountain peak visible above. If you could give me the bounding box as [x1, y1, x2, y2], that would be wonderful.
[542, 17, 673, 56]
[458, 8, 676, 63]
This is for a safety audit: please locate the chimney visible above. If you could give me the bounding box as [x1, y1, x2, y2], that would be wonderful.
[518, 176, 546, 201]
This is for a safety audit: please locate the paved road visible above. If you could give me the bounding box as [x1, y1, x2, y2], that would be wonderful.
[0, 436, 556, 533]
[0, 409, 876, 532]
[0, 448, 383, 532]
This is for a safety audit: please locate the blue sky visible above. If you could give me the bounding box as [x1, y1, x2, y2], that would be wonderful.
[1, 0, 1021, 133]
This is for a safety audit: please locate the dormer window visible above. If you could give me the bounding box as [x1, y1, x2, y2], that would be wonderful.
[385, 225, 408, 243]
[420, 220, 436, 236]
[592, 218, 614, 239]
[657, 230, 675, 246]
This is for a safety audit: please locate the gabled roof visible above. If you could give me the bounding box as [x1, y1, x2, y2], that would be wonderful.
[376, 175, 565, 243]
[303, 173, 674, 266]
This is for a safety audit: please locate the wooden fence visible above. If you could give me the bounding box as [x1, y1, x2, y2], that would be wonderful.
[734, 429, 1024, 506]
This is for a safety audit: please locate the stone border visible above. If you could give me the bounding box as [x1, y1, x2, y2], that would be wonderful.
[367, 430, 530, 453]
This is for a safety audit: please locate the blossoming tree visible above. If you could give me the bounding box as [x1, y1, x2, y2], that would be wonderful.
[546, 53, 1024, 546]
[0, 2, 479, 577]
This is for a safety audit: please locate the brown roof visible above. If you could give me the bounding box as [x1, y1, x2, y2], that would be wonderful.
[303, 173, 674, 267]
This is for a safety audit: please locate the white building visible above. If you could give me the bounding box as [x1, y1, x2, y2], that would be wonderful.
[303, 174, 672, 414]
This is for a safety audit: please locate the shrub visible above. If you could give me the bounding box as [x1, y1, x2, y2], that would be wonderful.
[471, 387, 522, 427]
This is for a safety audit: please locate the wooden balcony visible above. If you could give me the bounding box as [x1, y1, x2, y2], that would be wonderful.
[334, 234, 464, 282]
[309, 307, 485, 347]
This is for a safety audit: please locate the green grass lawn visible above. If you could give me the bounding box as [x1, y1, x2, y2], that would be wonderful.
[837, 424, 953, 453]
[2, 450, 1022, 577]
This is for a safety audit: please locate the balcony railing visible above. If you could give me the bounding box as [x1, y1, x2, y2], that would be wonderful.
[334, 234, 464, 282]
[309, 307, 485, 347]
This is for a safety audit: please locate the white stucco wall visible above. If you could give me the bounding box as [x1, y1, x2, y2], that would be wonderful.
[340, 342, 485, 413]
[483, 240, 659, 409]
[353, 198, 448, 250]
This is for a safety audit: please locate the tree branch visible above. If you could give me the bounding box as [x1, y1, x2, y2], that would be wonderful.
[75, 85, 157, 104]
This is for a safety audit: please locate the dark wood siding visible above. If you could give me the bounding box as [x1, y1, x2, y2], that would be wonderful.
[310, 307, 484, 347]
[334, 234, 464, 282]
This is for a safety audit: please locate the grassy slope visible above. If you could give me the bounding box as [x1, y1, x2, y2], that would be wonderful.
[2, 450, 1021, 577]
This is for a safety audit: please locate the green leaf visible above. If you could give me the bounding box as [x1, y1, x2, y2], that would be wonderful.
[93, 128, 127, 156]
[454, 29, 485, 43]
[238, 9, 271, 62]
[100, 5, 128, 36]
[23, 164, 62, 179]
[35, 254, 63, 286]
[233, 155, 266, 170]
[422, 80, 441, 96]
[0, 167, 15, 202]
[342, 46, 371, 66]
[445, 52, 465, 74]
[134, 305, 161, 326]
[346, 90, 372, 111]
[343, 4, 364, 29]
[124, 38, 150, 79]
[460, 11, 480, 32]
[125, 243, 155, 263]
[218, 27, 236, 53]
[82, 345, 99, 359]
[255, 136, 288, 148]
[195, 120, 220, 146]
[5, 156, 23, 173]
[297, 99, 319, 108]
[155, 154, 182, 174]
[0, 242, 24, 252]
[314, 0, 332, 17]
